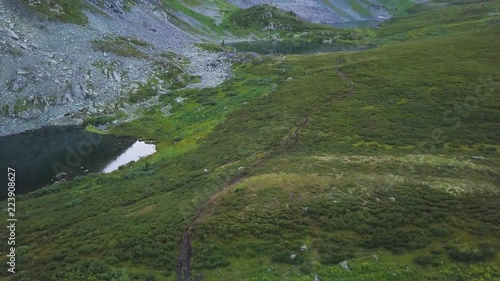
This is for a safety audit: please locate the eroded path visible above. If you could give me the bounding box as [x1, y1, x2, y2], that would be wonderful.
[175, 57, 355, 281]
[290, 57, 355, 145]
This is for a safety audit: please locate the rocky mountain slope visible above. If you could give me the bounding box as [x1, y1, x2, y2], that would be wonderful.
[0, 0, 232, 136]
[0, 0, 418, 136]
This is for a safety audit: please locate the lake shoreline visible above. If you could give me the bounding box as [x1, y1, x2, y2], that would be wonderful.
[0, 125, 157, 199]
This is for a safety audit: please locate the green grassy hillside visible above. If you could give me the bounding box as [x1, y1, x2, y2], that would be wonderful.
[1, 0, 499, 280]
[227, 5, 326, 32]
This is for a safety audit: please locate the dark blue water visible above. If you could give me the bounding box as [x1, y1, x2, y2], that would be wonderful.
[228, 40, 373, 55]
[0, 126, 137, 199]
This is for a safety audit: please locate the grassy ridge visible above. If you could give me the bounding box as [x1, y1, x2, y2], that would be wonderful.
[192, 155, 499, 280]
[92, 36, 151, 58]
[221, 4, 367, 42]
[226, 4, 329, 32]
[186, 11, 500, 278]
[0, 56, 285, 280]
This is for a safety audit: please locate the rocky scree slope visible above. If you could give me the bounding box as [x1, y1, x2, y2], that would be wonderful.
[0, 0, 233, 136]
[0, 0, 415, 136]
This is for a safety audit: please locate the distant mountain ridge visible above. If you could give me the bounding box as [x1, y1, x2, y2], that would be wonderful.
[15, 0, 418, 29]
[161, 0, 419, 34]
[0, 0, 419, 136]
[225, 0, 407, 24]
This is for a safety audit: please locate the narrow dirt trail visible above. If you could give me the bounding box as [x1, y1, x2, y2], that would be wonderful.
[175, 57, 354, 281]
[291, 57, 355, 145]
[176, 170, 249, 281]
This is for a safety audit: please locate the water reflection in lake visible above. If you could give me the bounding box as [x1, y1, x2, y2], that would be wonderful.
[0, 126, 155, 199]
[228, 40, 374, 55]
[102, 141, 156, 173]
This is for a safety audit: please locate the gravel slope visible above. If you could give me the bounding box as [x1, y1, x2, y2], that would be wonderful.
[0, 0, 231, 136]
[0, 0, 403, 136]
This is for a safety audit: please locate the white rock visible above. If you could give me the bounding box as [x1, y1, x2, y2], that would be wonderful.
[339, 261, 350, 272]
[7, 29, 19, 40]
[55, 172, 68, 179]
[16, 69, 29, 75]
[112, 71, 121, 82]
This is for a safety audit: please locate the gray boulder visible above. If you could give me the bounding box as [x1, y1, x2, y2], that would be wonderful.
[112, 71, 121, 82]
[7, 29, 19, 40]
[48, 114, 84, 126]
[71, 84, 89, 100]
[339, 260, 350, 272]
[9, 76, 28, 92]
[17, 108, 42, 120]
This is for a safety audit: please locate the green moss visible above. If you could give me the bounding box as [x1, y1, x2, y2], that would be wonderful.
[84, 125, 108, 134]
[122, 0, 137, 12]
[195, 42, 235, 52]
[227, 4, 332, 34]
[21, 0, 91, 25]
[2, 104, 9, 117]
[160, 0, 236, 35]
[13, 98, 31, 114]
[127, 80, 158, 103]
[1, 44, 23, 57]
[91, 36, 150, 58]
[83, 114, 119, 126]
[348, 0, 371, 17]
[126, 53, 201, 103]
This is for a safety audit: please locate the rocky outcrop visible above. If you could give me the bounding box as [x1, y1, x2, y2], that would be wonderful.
[0, 0, 404, 136]
[339, 260, 350, 272]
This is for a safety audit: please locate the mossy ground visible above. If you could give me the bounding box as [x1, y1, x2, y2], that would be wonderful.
[1, 0, 499, 280]
[91, 36, 151, 58]
[194, 43, 235, 53]
[19, 0, 104, 25]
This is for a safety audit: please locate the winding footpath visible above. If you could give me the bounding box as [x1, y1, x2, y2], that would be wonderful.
[175, 57, 355, 281]
[175, 171, 249, 281]
[290, 57, 355, 145]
